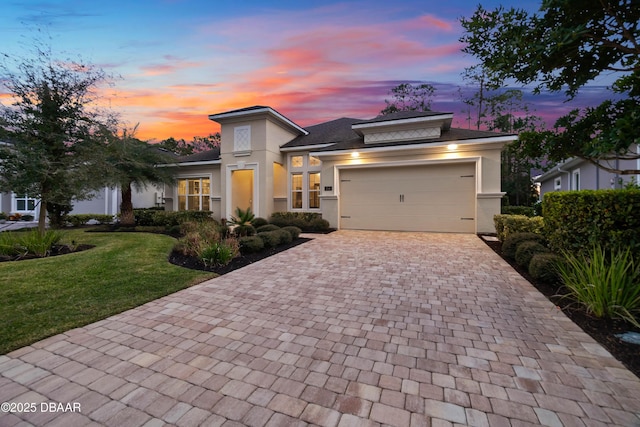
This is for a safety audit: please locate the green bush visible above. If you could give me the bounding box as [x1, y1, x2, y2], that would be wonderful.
[239, 236, 264, 254]
[134, 209, 212, 227]
[68, 214, 115, 227]
[268, 212, 330, 232]
[0, 230, 63, 257]
[234, 224, 256, 237]
[274, 228, 292, 245]
[251, 217, 269, 228]
[502, 206, 535, 217]
[257, 231, 280, 248]
[529, 253, 564, 284]
[201, 239, 239, 267]
[282, 226, 301, 240]
[557, 244, 640, 327]
[515, 241, 550, 268]
[256, 224, 280, 233]
[494, 214, 544, 242]
[543, 190, 640, 259]
[502, 232, 546, 259]
[173, 231, 206, 256]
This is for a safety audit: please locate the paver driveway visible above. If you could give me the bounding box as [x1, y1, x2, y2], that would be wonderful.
[1, 231, 639, 427]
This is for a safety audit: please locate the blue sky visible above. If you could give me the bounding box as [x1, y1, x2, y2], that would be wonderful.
[0, 0, 613, 140]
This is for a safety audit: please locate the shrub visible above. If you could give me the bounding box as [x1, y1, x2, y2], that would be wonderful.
[309, 218, 330, 231]
[494, 214, 544, 242]
[251, 217, 269, 228]
[173, 231, 206, 256]
[515, 241, 550, 268]
[239, 236, 264, 254]
[229, 207, 255, 226]
[234, 224, 256, 237]
[134, 209, 213, 227]
[502, 206, 535, 217]
[543, 190, 640, 260]
[257, 231, 280, 248]
[282, 226, 301, 240]
[502, 232, 546, 259]
[200, 239, 239, 267]
[273, 228, 292, 245]
[67, 214, 114, 227]
[256, 224, 280, 233]
[556, 244, 640, 327]
[529, 253, 564, 284]
[268, 212, 329, 232]
[0, 230, 63, 257]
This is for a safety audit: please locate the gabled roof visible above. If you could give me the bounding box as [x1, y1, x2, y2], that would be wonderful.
[353, 110, 452, 125]
[280, 118, 362, 149]
[209, 106, 308, 136]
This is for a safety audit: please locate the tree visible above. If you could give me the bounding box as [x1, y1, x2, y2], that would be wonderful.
[460, 0, 640, 175]
[0, 41, 114, 233]
[102, 125, 176, 226]
[157, 133, 220, 156]
[380, 83, 435, 115]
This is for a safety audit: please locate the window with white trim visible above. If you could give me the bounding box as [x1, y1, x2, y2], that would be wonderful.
[13, 194, 37, 213]
[289, 154, 321, 210]
[177, 178, 210, 211]
[553, 177, 561, 191]
[572, 169, 580, 191]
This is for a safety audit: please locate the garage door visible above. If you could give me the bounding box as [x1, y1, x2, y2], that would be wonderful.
[340, 163, 476, 233]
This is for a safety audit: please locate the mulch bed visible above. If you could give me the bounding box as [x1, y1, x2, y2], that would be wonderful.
[0, 244, 94, 262]
[168, 237, 312, 275]
[480, 236, 640, 379]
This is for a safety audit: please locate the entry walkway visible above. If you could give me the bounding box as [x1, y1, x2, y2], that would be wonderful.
[1, 231, 639, 426]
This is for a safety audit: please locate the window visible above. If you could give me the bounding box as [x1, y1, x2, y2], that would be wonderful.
[178, 178, 210, 211]
[289, 154, 321, 210]
[572, 169, 580, 191]
[554, 177, 561, 191]
[13, 194, 37, 212]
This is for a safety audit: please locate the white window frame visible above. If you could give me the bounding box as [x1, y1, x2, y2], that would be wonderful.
[176, 176, 212, 211]
[288, 153, 322, 211]
[12, 193, 38, 214]
[571, 169, 580, 191]
[553, 177, 561, 191]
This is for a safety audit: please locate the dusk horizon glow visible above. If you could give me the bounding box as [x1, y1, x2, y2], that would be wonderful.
[0, 0, 616, 142]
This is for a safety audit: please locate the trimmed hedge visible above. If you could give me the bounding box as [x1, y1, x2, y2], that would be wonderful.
[502, 232, 546, 260]
[494, 214, 544, 242]
[239, 236, 264, 254]
[269, 212, 330, 232]
[134, 209, 213, 227]
[282, 226, 301, 240]
[257, 231, 280, 248]
[251, 217, 269, 228]
[529, 253, 564, 284]
[67, 214, 115, 227]
[256, 224, 280, 233]
[543, 190, 640, 258]
[502, 206, 535, 217]
[515, 241, 550, 268]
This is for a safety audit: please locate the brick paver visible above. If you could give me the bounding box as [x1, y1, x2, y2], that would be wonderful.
[1, 231, 639, 426]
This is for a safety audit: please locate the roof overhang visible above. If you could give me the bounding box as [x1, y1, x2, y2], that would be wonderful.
[159, 160, 222, 168]
[310, 135, 517, 157]
[279, 143, 334, 152]
[208, 107, 309, 136]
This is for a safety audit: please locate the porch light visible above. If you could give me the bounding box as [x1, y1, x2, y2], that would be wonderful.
[351, 151, 360, 158]
[447, 144, 458, 151]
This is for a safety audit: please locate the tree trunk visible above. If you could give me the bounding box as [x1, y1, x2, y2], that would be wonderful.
[38, 198, 47, 235]
[120, 183, 135, 226]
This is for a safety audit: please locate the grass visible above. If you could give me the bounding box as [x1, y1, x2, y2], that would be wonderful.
[0, 228, 216, 354]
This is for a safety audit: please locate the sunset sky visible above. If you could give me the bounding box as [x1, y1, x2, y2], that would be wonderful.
[0, 0, 616, 142]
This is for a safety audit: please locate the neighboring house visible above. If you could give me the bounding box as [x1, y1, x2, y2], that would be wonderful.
[535, 148, 640, 198]
[0, 187, 162, 220]
[163, 106, 516, 234]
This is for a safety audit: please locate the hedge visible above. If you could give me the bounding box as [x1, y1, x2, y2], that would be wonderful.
[493, 214, 544, 242]
[67, 214, 115, 227]
[542, 190, 640, 258]
[268, 212, 330, 232]
[502, 206, 535, 217]
[133, 209, 213, 227]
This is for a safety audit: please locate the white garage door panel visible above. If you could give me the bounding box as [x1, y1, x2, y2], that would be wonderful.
[340, 163, 476, 232]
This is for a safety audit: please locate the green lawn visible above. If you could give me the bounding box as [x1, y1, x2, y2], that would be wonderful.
[0, 229, 216, 354]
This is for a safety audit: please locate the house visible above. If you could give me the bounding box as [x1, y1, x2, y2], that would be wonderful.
[0, 187, 161, 221]
[162, 106, 516, 234]
[535, 150, 640, 198]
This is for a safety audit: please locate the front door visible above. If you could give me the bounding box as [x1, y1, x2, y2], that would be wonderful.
[231, 169, 254, 214]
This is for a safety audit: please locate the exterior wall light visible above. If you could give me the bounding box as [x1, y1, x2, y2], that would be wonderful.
[447, 144, 458, 151]
[351, 151, 360, 158]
